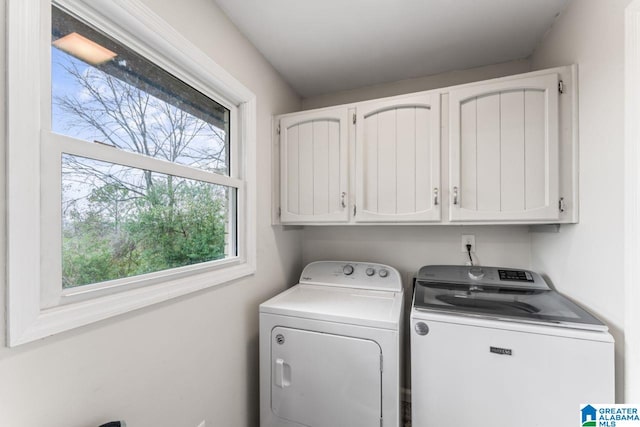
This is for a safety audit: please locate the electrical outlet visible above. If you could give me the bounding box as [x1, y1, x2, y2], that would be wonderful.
[461, 235, 476, 252]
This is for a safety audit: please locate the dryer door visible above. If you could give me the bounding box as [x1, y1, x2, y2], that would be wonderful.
[271, 326, 382, 427]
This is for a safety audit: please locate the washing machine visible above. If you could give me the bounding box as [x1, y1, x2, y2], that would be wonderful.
[260, 261, 404, 427]
[410, 265, 615, 427]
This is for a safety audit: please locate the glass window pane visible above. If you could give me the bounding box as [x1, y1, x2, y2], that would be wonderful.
[62, 154, 235, 288]
[51, 6, 230, 175]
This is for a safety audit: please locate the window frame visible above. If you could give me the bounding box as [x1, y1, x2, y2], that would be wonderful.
[7, 0, 257, 346]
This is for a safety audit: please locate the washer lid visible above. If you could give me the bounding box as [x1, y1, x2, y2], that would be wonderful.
[414, 280, 607, 331]
[260, 284, 404, 330]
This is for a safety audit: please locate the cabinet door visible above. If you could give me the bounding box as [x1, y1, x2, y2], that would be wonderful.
[355, 93, 441, 222]
[280, 108, 349, 223]
[449, 73, 559, 221]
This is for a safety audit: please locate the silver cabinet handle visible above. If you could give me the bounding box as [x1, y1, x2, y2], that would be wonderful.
[341, 192, 346, 208]
[453, 186, 459, 205]
[433, 188, 439, 206]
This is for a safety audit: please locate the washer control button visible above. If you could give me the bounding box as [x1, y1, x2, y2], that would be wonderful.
[378, 268, 389, 278]
[343, 264, 354, 275]
[415, 322, 429, 336]
[468, 267, 485, 280]
[365, 267, 375, 276]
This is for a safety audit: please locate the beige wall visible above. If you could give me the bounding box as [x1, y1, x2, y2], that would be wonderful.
[302, 59, 530, 110]
[529, 0, 630, 402]
[0, 1, 302, 426]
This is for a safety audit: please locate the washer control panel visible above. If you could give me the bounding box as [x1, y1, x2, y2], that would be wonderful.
[416, 265, 548, 290]
[299, 261, 402, 292]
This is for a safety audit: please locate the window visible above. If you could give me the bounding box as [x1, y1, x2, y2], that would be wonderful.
[7, 0, 256, 346]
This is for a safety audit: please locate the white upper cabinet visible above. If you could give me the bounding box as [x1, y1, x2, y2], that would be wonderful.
[275, 65, 576, 225]
[355, 93, 441, 222]
[449, 73, 560, 222]
[279, 107, 349, 223]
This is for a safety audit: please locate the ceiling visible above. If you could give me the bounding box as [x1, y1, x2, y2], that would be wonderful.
[214, 0, 569, 98]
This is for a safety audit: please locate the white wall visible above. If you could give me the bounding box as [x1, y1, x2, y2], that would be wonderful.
[529, 0, 630, 402]
[0, 1, 302, 426]
[303, 226, 533, 286]
[302, 59, 530, 110]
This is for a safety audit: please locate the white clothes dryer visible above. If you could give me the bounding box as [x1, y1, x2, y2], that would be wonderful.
[260, 261, 404, 427]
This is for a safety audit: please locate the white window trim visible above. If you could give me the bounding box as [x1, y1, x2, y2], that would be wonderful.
[6, 0, 257, 346]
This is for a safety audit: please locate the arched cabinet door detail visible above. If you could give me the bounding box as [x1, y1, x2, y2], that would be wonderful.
[449, 73, 560, 222]
[279, 107, 349, 223]
[355, 93, 441, 223]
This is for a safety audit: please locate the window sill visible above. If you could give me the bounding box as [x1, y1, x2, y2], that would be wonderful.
[9, 262, 255, 347]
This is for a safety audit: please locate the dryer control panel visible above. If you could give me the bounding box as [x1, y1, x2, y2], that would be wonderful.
[299, 261, 402, 292]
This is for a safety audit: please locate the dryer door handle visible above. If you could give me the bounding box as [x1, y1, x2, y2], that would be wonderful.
[274, 358, 291, 388]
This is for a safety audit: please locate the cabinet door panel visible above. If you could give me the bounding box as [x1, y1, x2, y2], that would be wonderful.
[524, 90, 547, 210]
[415, 107, 432, 213]
[396, 108, 417, 214]
[450, 73, 559, 221]
[476, 94, 501, 212]
[356, 93, 441, 222]
[280, 107, 349, 223]
[312, 120, 330, 215]
[363, 111, 379, 213]
[328, 121, 342, 214]
[500, 90, 526, 212]
[298, 122, 314, 216]
[377, 109, 397, 215]
[460, 99, 477, 211]
[285, 125, 300, 215]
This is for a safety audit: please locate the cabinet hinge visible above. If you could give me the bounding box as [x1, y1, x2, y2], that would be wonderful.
[353, 205, 357, 216]
[278, 207, 281, 217]
[276, 124, 281, 135]
[352, 113, 356, 124]
[558, 197, 565, 213]
[558, 80, 564, 94]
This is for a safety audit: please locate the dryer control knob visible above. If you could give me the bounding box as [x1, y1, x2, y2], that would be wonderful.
[378, 269, 389, 278]
[343, 264, 354, 275]
[366, 267, 375, 276]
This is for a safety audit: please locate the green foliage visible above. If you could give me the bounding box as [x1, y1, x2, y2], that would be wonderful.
[62, 178, 229, 288]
